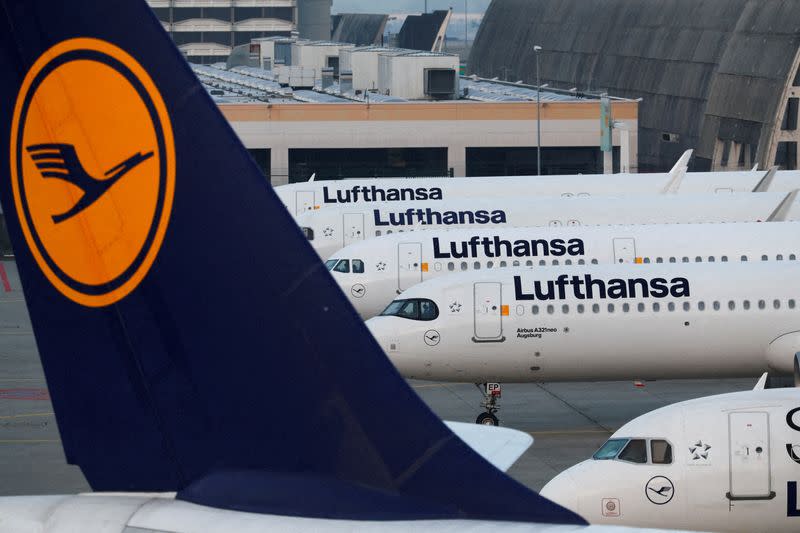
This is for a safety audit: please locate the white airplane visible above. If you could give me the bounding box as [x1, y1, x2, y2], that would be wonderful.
[365, 262, 800, 425]
[541, 381, 800, 532]
[326, 221, 800, 319]
[0, 0, 682, 531]
[275, 154, 792, 217]
[298, 191, 799, 259]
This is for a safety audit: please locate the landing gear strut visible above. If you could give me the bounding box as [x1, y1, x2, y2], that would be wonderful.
[475, 382, 501, 426]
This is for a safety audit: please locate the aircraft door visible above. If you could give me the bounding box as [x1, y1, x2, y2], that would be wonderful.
[728, 412, 773, 499]
[343, 213, 364, 247]
[613, 238, 636, 264]
[397, 242, 423, 292]
[473, 282, 504, 342]
[295, 191, 315, 215]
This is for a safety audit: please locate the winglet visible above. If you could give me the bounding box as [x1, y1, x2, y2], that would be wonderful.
[661, 149, 693, 194]
[753, 372, 768, 390]
[752, 166, 779, 192]
[766, 189, 799, 221]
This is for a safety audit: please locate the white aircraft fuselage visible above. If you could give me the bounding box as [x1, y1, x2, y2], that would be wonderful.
[275, 169, 800, 216]
[297, 192, 798, 259]
[365, 262, 800, 383]
[328, 221, 800, 319]
[541, 388, 800, 532]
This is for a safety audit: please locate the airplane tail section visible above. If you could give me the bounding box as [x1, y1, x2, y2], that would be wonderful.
[0, 0, 583, 525]
[660, 149, 693, 194]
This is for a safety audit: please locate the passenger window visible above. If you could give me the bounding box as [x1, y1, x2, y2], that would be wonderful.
[713, 301, 720, 311]
[790, 299, 796, 309]
[721, 256, 728, 262]
[526, 260, 533, 267]
[539, 260, 546, 266]
[728, 300, 735, 310]
[562, 304, 569, 314]
[681, 257, 688, 263]
[375, 230, 381, 237]
[777, 254, 784, 261]
[532, 305, 539, 315]
[683, 301, 690, 311]
[637, 303, 645, 312]
[460, 262, 468, 271]
[667, 302, 675, 312]
[791, 254, 797, 261]
[592, 304, 600, 313]
[352, 260, 365, 274]
[547, 305, 554, 315]
[448, 262, 455, 271]
[474, 261, 481, 270]
[653, 303, 660, 312]
[618, 439, 647, 464]
[552, 260, 559, 266]
[656, 257, 663, 264]
[487, 261, 494, 269]
[577, 304, 585, 314]
[622, 303, 630, 313]
[578, 259, 586, 265]
[762, 255, 768, 261]
[591, 259, 598, 265]
[651, 440, 673, 464]
[565, 259, 572, 265]
[333, 259, 350, 273]
[708, 256, 715, 262]
[774, 299, 781, 309]
[698, 301, 706, 311]
[744, 300, 751, 310]
[608, 304, 615, 313]
[695, 256, 702, 263]
[669, 257, 676, 263]
[741, 255, 748, 262]
[500, 261, 507, 267]
[387, 230, 393, 234]
[643, 257, 651, 264]
[513, 260, 520, 267]
[758, 300, 766, 310]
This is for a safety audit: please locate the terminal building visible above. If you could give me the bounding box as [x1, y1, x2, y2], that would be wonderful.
[196, 40, 638, 185]
[469, 0, 800, 173]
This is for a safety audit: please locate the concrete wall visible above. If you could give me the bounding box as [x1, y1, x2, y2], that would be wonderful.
[469, 0, 800, 172]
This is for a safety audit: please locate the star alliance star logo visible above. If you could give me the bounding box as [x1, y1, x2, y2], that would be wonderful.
[375, 261, 386, 271]
[689, 440, 711, 460]
[322, 227, 334, 237]
[449, 301, 462, 313]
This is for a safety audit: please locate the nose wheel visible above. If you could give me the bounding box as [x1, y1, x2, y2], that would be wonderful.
[475, 382, 501, 426]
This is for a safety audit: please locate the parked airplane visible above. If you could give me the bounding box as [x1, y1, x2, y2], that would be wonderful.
[366, 262, 800, 425]
[327, 221, 800, 319]
[298, 190, 798, 259]
[0, 0, 676, 530]
[276, 153, 790, 217]
[541, 382, 800, 532]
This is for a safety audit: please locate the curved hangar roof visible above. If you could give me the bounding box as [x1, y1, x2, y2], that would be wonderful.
[469, 0, 800, 172]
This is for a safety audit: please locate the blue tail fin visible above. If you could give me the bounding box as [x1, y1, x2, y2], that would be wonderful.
[0, 0, 583, 524]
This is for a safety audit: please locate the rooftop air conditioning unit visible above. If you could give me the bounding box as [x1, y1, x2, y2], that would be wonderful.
[424, 68, 456, 99]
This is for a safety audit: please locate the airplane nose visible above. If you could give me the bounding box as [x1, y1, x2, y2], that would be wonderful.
[365, 317, 396, 352]
[540, 470, 580, 514]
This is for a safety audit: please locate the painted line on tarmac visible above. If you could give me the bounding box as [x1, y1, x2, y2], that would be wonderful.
[0, 412, 53, 420]
[0, 439, 59, 444]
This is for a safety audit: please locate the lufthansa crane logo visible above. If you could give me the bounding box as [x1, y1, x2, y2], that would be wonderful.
[10, 38, 175, 307]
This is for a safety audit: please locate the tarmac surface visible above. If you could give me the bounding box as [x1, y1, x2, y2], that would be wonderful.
[0, 260, 755, 495]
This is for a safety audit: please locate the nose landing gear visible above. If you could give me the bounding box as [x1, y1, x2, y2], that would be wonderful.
[475, 382, 501, 426]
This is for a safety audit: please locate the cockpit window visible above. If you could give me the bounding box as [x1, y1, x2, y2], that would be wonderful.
[325, 259, 339, 271]
[651, 440, 673, 464]
[380, 299, 439, 321]
[618, 439, 647, 463]
[333, 259, 350, 273]
[592, 438, 628, 460]
[301, 227, 314, 241]
[352, 259, 365, 274]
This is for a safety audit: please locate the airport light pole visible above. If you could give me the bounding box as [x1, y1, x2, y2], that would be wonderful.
[534, 45, 542, 176]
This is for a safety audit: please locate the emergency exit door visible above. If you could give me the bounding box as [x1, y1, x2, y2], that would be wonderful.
[343, 213, 364, 247]
[295, 191, 315, 215]
[613, 238, 636, 264]
[728, 412, 773, 499]
[473, 282, 504, 342]
[397, 242, 422, 292]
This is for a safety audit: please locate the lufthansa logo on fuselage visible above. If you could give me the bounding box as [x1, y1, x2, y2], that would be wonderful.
[10, 38, 175, 307]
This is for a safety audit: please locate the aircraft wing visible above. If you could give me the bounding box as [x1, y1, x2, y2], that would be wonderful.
[445, 422, 533, 472]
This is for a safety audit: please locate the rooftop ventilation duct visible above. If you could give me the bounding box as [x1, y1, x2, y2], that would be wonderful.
[321, 67, 335, 90]
[340, 70, 353, 94]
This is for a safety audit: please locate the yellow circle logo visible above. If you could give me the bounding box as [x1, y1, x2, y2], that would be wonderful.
[10, 38, 175, 307]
